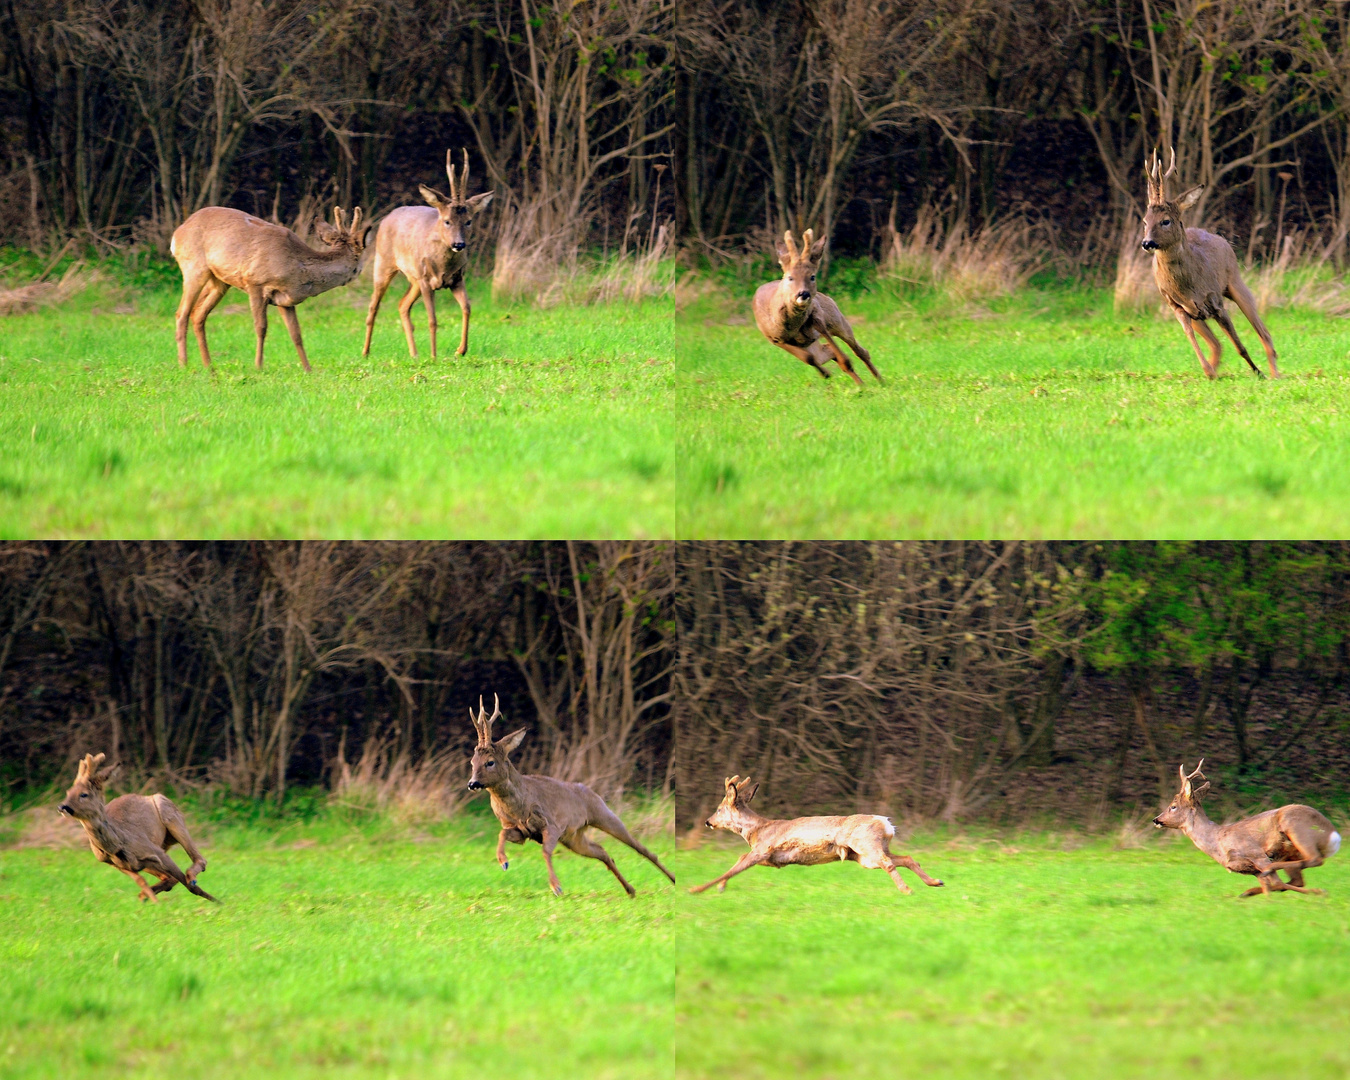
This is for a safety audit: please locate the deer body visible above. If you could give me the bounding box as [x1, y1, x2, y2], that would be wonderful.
[466, 696, 675, 897]
[171, 205, 365, 372]
[690, 775, 943, 896]
[58, 753, 217, 903]
[753, 229, 881, 386]
[1155, 761, 1339, 897]
[1141, 149, 1279, 379]
[364, 149, 493, 361]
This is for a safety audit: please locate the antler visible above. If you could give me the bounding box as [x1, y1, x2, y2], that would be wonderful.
[446, 148, 471, 202]
[469, 693, 502, 746]
[801, 228, 815, 253]
[349, 206, 362, 234]
[445, 149, 458, 201]
[1145, 147, 1178, 204]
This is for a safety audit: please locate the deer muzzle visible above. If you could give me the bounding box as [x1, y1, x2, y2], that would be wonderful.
[796, 290, 811, 302]
[467, 780, 484, 791]
[58, 803, 73, 815]
[1140, 239, 1159, 252]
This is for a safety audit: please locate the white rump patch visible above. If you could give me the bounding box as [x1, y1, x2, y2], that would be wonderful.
[1330, 831, 1342, 857]
[874, 815, 895, 837]
[169, 235, 176, 257]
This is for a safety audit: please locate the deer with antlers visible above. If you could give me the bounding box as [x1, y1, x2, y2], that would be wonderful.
[1154, 761, 1340, 897]
[363, 149, 494, 361]
[57, 753, 217, 903]
[171, 205, 366, 372]
[752, 229, 882, 386]
[689, 775, 943, 896]
[465, 695, 675, 897]
[1141, 149, 1280, 379]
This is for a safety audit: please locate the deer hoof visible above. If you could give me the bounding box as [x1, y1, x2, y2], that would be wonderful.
[500, 861, 509, 871]
[552, 884, 563, 897]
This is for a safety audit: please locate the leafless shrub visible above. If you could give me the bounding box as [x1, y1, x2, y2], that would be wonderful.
[0, 262, 92, 314]
[330, 736, 469, 824]
[881, 204, 1040, 301]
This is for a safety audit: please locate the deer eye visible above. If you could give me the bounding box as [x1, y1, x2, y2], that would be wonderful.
[80, 792, 88, 798]
[486, 760, 495, 767]
[1161, 219, 1171, 227]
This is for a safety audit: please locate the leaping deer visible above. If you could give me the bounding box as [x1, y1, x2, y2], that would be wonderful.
[1154, 761, 1340, 897]
[363, 148, 494, 361]
[689, 775, 943, 896]
[58, 753, 218, 903]
[1141, 148, 1280, 379]
[465, 695, 676, 897]
[171, 205, 366, 372]
[752, 229, 882, 386]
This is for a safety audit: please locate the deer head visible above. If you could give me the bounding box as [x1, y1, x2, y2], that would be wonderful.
[467, 694, 526, 791]
[775, 229, 828, 313]
[419, 148, 495, 253]
[1141, 148, 1203, 254]
[705, 775, 760, 831]
[1154, 760, 1211, 829]
[58, 752, 118, 822]
[311, 206, 368, 256]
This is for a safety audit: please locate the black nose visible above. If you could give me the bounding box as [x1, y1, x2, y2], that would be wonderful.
[58, 804, 72, 815]
[467, 781, 483, 791]
[452, 242, 466, 251]
[1141, 239, 1157, 251]
[796, 290, 811, 301]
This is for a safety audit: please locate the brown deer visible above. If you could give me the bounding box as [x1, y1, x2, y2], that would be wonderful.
[171, 205, 366, 372]
[363, 149, 494, 361]
[57, 753, 217, 903]
[1154, 760, 1341, 897]
[465, 695, 676, 897]
[689, 775, 943, 896]
[1141, 148, 1280, 380]
[752, 229, 882, 386]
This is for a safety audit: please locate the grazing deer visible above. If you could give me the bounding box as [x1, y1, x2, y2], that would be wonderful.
[752, 229, 882, 386]
[1141, 149, 1280, 379]
[1154, 760, 1341, 897]
[57, 753, 217, 903]
[171, 205, 366, 372]
[363, 149, 494, 361]
[689, 775, 943, 896]
[465, 695, 675, 897]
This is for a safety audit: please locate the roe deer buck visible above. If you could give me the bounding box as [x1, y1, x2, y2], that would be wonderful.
[58, 753, 217, 903]
[363, 149, 494, 361]
[689, 775, 943, 896]
[171, 205, 366, 372]
[465, 695, 675, 897]
[1141, 149, 1280, 379]
[1154, 760, 1340, 897]
[753, 229, 882, 386]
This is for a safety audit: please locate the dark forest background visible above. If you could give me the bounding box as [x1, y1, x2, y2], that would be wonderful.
[4, 542, 1350, 831]
[678, 0, 1350, 273]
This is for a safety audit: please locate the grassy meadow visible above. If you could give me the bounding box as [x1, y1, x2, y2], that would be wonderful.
[674, 830, 1350, 1080]
[0, 257, 672, 538]
[0, 803, 675, 1079]
[676, 274, 1350, 537]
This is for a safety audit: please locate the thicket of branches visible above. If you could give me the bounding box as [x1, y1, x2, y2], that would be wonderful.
[678, 0, 1350, 270]
[0, 0, 672, 275]
[0, 542, 674, 804]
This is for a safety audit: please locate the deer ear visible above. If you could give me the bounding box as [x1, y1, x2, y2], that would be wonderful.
[494, 728, 527, 756]
[775, 242, 791, 268]
[419, 185, 447, 208]
[808, 235, 828, 262]
[466, 191, 494, 213]
[1176, 185, 1203, 211]
[745, 783, 759, 803]
[1190, 781, 1210, 802]
[94, 762, 118, 788]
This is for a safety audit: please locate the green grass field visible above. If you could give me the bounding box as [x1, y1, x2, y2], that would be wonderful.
[0, 809, 674, 1079]
[676, 282, 1350, 537]
[0, 276, 672, 538]
[674, 832, 1350, 1079]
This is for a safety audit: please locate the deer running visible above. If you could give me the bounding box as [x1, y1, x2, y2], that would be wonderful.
[171, 205, 366, 372]
[689, 775, 943, 896]
[1141, 149, 1280, 379]
[363, 149, 494, 361]
[57, 753, 217, 903]
[465, 695, 675, 897]
[1154, 760, 1340, 897]
[753, 229, 882, 386]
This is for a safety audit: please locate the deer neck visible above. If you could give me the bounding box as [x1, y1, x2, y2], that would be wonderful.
[484, 761, 525, 806]
[80, 805, 129, 857]
[776, 283, 812, 335]
[291, 245, 360, 298]
[730, 807, 770, 844]
[1181, 806, 1224, 859]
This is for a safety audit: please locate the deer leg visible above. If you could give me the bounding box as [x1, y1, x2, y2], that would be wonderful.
[775, 340, 830, 378]
[396, 280, 421, 359]
[1191, 319, 1226, 378]
[837, 328, 882, 384]
[175, 271, 209, 367]
[188, 277, 228, 369]
[142, 847, 218, 902]
[160, 807, 207, 882]
[246, 286, 268, 370]
[540, 829, 565, 897]
[276, 304, 312, 373]
[363, 267, 397, 358]
[1174, 309, 1218, 378]
[1213, 301, 1263, 378]
[688, 851, 767, 894]
[564, 830, 636, 898]
[889, 850, 944, 888]
[419, 282, 439, 361]
[120, 868, 158, 902]
[1226, 279, 1280, 378]
[451, 281, 471, 357]
[496, 826, 526, 870]
[592, 807, 676, 883]
[819, 331, 865, 387]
